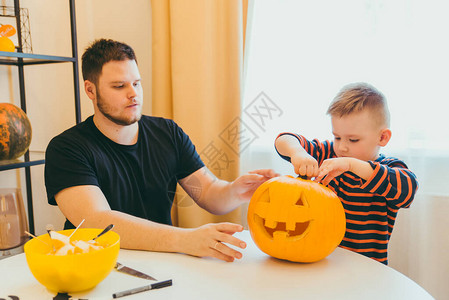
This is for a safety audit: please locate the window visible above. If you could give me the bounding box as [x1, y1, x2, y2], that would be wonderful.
[242, 0, 449, 196]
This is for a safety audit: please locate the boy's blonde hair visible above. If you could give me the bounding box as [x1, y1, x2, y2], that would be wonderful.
[327, 82, 390, 128]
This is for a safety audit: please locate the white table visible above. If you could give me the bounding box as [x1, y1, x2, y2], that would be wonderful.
[0, 231, 434, 299]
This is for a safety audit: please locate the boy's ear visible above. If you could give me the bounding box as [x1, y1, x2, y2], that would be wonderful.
[379, 128, 392, 147]
[84, 80, 96, 101]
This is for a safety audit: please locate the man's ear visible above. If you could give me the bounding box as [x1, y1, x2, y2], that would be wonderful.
[84, 80, 96, 101]
[379, 128, 392, 147]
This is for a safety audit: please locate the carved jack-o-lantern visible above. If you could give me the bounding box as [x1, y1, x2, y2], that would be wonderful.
[247, 175, 346, 263]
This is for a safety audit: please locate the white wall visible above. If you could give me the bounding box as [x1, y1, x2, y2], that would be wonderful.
[389, 194, 449, 300]
[0, 0, 152, 235]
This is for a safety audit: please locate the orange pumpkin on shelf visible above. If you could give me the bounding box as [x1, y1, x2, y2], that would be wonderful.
[0, 103, 32, 160]
[0, 37, 15, 52]
[0, 24, 16, 52]
[247, 175, 346, 263]
[0, 24, 17, 38]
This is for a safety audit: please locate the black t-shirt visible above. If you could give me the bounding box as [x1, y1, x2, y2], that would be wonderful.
[45, 115, 205, 229]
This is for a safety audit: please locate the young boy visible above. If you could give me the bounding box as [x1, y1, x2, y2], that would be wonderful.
[274, 82, 418, 264]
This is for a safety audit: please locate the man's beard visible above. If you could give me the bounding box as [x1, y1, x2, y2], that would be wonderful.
[96, 92, 141, 126]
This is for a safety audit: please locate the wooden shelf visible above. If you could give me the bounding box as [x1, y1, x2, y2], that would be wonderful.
[0, 0, 80, 235]
[0, 151, 45, 171]
[0, 51, 76, 66]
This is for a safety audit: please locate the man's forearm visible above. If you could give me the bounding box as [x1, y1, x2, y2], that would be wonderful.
[180, 167, 276, 217]
[81, 210, 188, 253]
[196, 179, 240, 215]
[79, 208, 247, 262]
[55, 184, 247, 262]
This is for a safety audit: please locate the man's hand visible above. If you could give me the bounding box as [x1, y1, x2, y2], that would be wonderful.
[182, 223, 247, 262]
[231, 169, 280, 201]
[291, 152, 319, 179]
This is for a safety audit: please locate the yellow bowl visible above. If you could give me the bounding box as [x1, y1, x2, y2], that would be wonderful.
[24, 228, 120, 293]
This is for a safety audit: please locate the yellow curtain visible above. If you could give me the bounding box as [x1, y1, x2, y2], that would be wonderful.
[151, 0, 248, 228]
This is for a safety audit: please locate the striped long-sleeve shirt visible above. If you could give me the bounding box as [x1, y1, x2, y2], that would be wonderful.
[276, 133, 418, 264]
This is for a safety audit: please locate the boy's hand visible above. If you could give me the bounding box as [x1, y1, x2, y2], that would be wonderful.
[314, 157, 352, 186]
[291, 152, 319, 178]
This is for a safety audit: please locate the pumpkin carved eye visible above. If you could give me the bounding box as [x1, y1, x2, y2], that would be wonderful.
[247, 176, 346, 263]
[253, 183, 312, 241]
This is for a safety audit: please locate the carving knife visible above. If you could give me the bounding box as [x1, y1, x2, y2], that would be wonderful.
[114, 262, 157, 281]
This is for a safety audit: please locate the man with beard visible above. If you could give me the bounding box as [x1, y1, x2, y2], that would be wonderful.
[45, 39, 278, 262]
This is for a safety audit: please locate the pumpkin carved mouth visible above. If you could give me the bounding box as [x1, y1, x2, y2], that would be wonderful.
[254, 215, 311, 241]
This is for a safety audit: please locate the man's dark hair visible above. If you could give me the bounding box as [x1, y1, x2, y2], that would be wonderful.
[81, 38, 137, 86]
